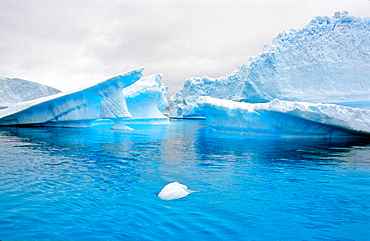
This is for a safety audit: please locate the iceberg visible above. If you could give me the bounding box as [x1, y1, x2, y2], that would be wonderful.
[0, 67, 169, 127]
[195, 96, 370, 137]
[0, 77, 61, 109]
[170, 12, 370, 118]
[122, 73, 169, 121]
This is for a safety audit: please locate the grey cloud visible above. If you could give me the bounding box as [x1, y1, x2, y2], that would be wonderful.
[0, 0, 369, 97]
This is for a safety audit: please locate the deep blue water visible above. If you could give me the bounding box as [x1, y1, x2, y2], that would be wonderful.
[0, 119, 370, 240]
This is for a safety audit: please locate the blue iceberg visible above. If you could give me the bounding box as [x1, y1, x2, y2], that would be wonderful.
[0, 67, 169, 128]
[123, 73, 168, 120]
[170, 12, 370, 119]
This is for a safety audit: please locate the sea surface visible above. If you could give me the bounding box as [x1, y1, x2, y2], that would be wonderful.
[0, 119, 369, 240]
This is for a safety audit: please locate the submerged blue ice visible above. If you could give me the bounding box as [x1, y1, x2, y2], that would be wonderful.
[170, 12, 370, 119]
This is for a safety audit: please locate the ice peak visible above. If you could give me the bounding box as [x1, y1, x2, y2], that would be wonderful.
[0, 77, 61, 107]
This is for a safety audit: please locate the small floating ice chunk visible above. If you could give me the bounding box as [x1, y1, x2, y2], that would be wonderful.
[157, 182, 196, 200]
[110, 120, 134, 130]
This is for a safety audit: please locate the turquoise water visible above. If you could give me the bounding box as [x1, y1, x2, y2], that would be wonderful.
[0, 119, 369, 240]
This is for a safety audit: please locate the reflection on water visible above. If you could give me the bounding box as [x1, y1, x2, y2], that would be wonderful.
[0, 120, 370, 240]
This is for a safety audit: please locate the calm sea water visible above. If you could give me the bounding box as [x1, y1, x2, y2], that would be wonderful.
[0, 119, 369, 240]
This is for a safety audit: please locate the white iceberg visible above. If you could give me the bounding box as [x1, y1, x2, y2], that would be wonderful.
[0, 76, 61, 109]
[195, 96, 370, 137]
[0, 67, 169, 127]
[170, 12, 370, 118]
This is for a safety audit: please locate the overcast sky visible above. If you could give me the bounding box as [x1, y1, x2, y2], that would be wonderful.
[1, 0, 369, 97]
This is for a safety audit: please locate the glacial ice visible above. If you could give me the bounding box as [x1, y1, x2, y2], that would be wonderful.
[0, 67, 169, 127]
[0, 77, 61, 109]
[170, 12, 370, 118]
[195, 96, 370, 137]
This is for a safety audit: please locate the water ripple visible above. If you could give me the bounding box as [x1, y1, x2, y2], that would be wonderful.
[1, 122, 370, 240]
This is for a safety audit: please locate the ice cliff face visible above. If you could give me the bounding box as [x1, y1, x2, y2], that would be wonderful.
[170, 12, 370, 118]
[0, 77, 61, 109]
[195, 96, 370, 137]
[0, 67, 168, 127]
